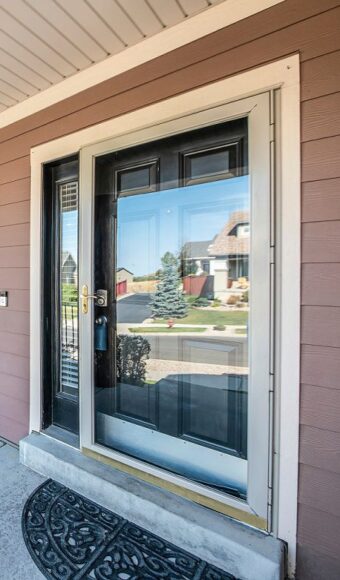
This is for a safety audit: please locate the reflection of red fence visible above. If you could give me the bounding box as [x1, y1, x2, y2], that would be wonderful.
[183, 275, 214, 297]
[116, 280, 127, 296]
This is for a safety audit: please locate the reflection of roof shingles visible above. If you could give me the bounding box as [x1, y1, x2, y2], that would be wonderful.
[182, 240, 212, 259]
[61, 251, 76, 268]
[208, 210, 249, 256]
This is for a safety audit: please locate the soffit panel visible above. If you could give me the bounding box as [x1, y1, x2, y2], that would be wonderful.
[0, 0, 223, 113]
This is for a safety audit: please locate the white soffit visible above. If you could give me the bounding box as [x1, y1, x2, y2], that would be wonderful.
[0, 0, 284, 128]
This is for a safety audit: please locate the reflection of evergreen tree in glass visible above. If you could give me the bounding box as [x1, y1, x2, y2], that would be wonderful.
[150, 252, 188, 319]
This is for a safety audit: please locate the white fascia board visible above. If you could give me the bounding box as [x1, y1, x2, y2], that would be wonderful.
[0, 0, 284, 130]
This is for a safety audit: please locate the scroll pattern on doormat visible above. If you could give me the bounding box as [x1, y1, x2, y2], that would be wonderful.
[22, 479, 238, 579]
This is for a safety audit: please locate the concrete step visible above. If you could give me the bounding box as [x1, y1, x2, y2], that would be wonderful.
[20, 432, 285, 580]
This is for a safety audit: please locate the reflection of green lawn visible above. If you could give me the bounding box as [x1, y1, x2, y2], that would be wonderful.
[129, 326, 206, 333]
[154, 309, 248, 326]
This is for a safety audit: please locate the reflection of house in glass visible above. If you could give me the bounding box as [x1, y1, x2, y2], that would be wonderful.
[182, 211, 249, 300]
[61, 251, 77, 284]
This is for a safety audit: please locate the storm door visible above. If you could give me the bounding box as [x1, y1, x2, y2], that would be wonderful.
[91, 119, 252, 498]
[80, 93, 272, 516]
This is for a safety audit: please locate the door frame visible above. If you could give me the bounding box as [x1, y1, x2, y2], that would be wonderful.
[29, 55, 300, 571]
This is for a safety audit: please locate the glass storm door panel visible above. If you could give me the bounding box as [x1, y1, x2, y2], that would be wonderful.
[93, 119, 253, 498]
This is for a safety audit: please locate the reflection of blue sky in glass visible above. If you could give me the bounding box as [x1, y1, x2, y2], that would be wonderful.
[62, 210, 78, 263]
[117, 176, 249, 276]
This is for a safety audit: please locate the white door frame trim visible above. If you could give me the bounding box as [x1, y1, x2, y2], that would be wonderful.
[30, 54, 300, 576]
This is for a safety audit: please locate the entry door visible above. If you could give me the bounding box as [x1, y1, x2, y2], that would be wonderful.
[91, 118, 252, 498]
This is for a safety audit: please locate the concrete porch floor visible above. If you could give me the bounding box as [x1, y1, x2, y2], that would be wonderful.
[0, 442, 45, 580]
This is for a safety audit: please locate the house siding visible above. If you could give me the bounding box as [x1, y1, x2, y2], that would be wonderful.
[0, 0, 339, 577]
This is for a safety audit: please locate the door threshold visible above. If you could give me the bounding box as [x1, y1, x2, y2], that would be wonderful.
[42, 425, 79, 448]
[20, 432, 285, 580]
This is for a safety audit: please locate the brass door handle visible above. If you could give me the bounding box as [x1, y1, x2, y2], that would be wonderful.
[81, 285, 107, 313]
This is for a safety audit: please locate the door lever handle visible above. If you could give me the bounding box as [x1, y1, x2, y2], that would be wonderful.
[81, 285, 107, 314]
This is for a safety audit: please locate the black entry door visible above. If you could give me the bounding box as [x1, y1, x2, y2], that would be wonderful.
[93, 119, 249, 495]
[43, 156, 79, 434]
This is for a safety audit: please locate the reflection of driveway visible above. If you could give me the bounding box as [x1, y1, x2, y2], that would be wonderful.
[117, 293, 152, 323]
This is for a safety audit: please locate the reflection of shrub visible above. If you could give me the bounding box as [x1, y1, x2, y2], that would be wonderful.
[213, 324, 226, 331]
[117, 335, 151, 386]
[194, 297, 210, 307]
[212, 299, 221, 307]
[227, 295, 239, 305]
[241, 290, 249, 303]
[185, 295, 199, 305]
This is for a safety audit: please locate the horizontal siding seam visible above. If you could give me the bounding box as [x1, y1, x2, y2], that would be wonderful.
[0, 411, 28, 427]
[0, 199, 30, 208]
[300, 421, 340, 436]
[302, 307, 340, 310]
[0, 176, 29, 185]
[299, 423, 340, 437]
[0, 223, 29, 229]
[0, 153, 29, 168]
[0, 177, 30, 187]
[302, 131, 340, 145]
[0, 332, 29, 339]
[302, 176, 340, 185]
[301, 218, 340, 225]
[0, 390, 29, 405]
[301, 262, 340, 266]
[0, 266, 30, 270]
[301, 46, 340, 66]
[299, 462, 340, 477]
[0, 351, 30, 361]
[301, 381, 340, 392]
[0, 371, 29, 380]
[302, 175, 340, 184]
[301, 89, 340, 104]
[297, 501, 340, 524]
[0, 244, 30, 249]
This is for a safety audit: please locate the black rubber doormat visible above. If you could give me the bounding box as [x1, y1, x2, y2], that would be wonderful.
[22, 479, 238, 579]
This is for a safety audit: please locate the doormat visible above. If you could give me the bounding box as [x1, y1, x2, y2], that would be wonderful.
[22, 479, 238, 579]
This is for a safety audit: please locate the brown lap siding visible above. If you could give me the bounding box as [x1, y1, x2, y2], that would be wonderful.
[0, 1, 340, 577]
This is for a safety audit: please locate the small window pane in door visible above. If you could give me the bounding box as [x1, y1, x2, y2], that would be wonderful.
[116, 161, 158, 195]
[183, 143, 240, 185]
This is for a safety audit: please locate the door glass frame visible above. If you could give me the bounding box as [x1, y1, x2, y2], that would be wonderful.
[42, 156, 80, 435]
[79, 93, 272, 524]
